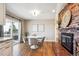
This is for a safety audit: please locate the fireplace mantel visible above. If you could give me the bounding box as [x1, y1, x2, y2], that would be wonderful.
[59, 27, 79, 33]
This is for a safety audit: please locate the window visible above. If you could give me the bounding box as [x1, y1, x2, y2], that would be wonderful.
[32, 24, 38, 32]
[38, 24, 44, 32]
[32, 24, 45, 32]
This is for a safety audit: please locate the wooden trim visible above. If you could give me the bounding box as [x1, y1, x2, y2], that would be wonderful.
[6, 14, 21, 21]
[45, 40, 55, 42]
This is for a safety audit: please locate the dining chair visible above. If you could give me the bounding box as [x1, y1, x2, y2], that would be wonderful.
[37, 37, 45, 48]
[29, 38, 38, 50]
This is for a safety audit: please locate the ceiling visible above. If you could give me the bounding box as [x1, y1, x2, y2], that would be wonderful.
[6, 3, 66, 20]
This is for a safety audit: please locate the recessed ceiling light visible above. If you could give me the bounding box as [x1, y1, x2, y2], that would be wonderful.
[52, 10, 55, 13]
[30, 9, 40, 16]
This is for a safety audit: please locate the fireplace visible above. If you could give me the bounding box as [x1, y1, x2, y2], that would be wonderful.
[61, 33, 74, 54]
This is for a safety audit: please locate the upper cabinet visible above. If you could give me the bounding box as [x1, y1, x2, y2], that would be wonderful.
[0, 3, 5, 25]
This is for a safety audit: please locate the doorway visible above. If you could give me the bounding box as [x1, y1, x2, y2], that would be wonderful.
[3, 17, 21, 43]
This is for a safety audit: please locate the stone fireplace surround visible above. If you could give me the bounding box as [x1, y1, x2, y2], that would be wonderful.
[58, 3, 79, 56]
[59, 27, 79, 55]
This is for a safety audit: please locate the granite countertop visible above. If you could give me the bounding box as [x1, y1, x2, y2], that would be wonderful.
[0, 37, 12, 42]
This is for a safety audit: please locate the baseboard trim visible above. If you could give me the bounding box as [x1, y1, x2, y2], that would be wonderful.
[44, 40, 55, 42]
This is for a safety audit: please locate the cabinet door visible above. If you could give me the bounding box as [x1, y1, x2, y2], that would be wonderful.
[0, 3, 5, 25]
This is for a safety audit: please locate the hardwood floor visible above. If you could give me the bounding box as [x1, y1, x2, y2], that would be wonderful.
[52, 42, 71, 56]
[0, 41, 71, 56]
[12, 42, 55, 56]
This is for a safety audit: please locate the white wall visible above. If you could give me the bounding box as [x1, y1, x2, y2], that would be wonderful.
[24, 20, 55, 42]
[0, 3, 5, 25]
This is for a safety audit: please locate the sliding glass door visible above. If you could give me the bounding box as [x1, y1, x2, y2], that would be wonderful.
[4, 17, 21, 42]
[4, 18, 12, 38]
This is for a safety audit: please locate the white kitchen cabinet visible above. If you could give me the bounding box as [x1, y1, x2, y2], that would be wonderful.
[0, 3, 5, 25]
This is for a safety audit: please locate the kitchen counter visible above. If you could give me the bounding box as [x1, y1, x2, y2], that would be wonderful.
[0, 37, 12, 42]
